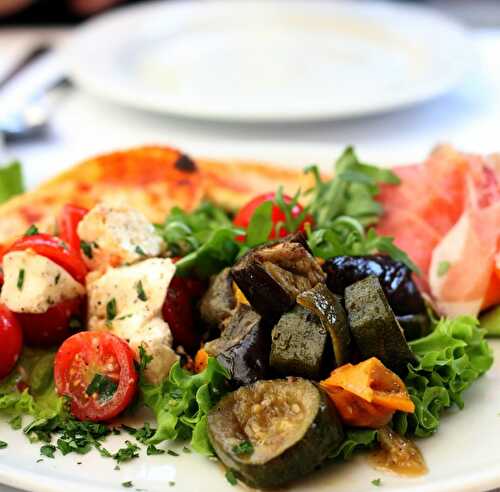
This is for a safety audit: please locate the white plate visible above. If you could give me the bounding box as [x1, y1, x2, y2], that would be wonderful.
[2, 144, 500, 492]
[61, 0, 473, 122]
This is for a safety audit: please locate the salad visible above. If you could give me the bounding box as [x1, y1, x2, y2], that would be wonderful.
[0, 147, 495, 489]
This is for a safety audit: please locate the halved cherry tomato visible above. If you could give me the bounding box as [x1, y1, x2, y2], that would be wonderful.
[233, 192, 313, 241]
[4, 234, 87, 284]
[54, 331, 138, 422]
[0, 305, 23, 380]
[16, 297, 84, 347]
[58, 204, 89, 253]
[162, 276, 200, 351]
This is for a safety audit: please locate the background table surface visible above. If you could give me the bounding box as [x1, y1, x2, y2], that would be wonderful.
[1, 24, 500, 492]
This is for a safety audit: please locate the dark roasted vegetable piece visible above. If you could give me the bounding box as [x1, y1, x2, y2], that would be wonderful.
[396, 313, 431, 341]
[207, 378, 344, 489]
[199, 268, 236, 330]
[297, 283, 352, 367]
[231, 232, 325, 320]
[270, 306, 327, 379]
[323, 255, 426, 316]
[204, 304, 269, 386]
[345, 276, 415, 375]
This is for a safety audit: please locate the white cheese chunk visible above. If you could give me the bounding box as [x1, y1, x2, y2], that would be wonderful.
[77, 203, 165, 271]
[87, 258, 178, 384]
[1, 250, 85, 314]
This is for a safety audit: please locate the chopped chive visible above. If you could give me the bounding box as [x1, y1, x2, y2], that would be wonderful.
[437, 260, 451, 277]
[122, 481, 133, 488]
[80, 240, 93, 259]
[135, 245, 146, 257]
[167, 449, 179, 457]
[24, 224, 39, 236]
[17, 269, 25, 290]
[371, 478, 382, 486]
[225, 469, 237, 486]
[232, 440, 253, 456]
[136, 280, 147, 301]
[0, 441, 7, 449]
[106, 298, 117, 322]
[85, 374, 118, 402]
[55, 273, 61, 284]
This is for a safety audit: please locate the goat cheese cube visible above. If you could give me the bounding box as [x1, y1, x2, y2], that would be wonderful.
[77, 203, 165, 270]
[87, 257, 178, 383]
[1, 250, 85, 314]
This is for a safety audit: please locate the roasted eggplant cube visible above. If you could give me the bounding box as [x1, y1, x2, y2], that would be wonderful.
[297, 283, 352, 367]
[205, 304, 269, 386]
[323, 255, 426, 316]
[199, 267, 236, 330]
[397, 313, 431, 341]
[345, 276, 415, 375]
[270, 306, 327, 379]
[231, 232, 325, 320]
[207, 378, 344, 489]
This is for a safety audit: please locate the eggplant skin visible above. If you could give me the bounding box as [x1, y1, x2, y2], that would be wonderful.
[205, 304, 270, 386]
[232, 232, 325, 320]
[323, 255, 425, 316]
[199, 268, 236, 330]
[208, 379, 344, 489]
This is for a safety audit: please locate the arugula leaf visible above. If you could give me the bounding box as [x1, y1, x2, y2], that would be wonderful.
[245, 200, 273, 247]
[394, 316, 493, 437]
[140, 357, 229, 456]
[0, 161, 25, 204]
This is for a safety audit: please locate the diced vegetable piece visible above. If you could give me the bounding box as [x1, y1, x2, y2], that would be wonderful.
[396, 313, 431, 341]
[323, 255, 426, 316]
[205, 305, 269, 386]
[270, 306, 327, 379]
[207, 378, 344, 489]
[199, 268, 236, 330]
[321, 357, 414, 428]
[479, 305, 500, 337]
[231, 233, 325, 320]
[297, 283, 352, 367]
[345, 276, 415, 375]
[194, 348, 209, 373]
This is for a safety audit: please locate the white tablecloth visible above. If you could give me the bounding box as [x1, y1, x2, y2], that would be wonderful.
[1, 25, 500, 492]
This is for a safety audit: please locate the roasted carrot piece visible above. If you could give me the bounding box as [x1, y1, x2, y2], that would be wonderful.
[321, 357, 414, 428]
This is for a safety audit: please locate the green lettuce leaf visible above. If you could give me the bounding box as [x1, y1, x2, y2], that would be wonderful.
[0, 348, 66, 427]
[331, 429, 378, 460]
[0, 161, 25, 204]
[394, 316, 493, 437]
[141, 357, 229, 455]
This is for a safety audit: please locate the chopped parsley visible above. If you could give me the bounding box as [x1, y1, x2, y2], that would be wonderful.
[437, 260, 451, 277]
[167, 449, 179, 457]
[24, 224, 39, 236]
[147, 444, 165, 455]
[122, 423, 155, 444]
[136, 280, 147, 301]
[9, 415, 22, 430]
[135, 245, 146, 257]
[106, 298, 117, 322]
[17, 268, 25, 290]
[85, 374, 118, 403]
[113, 441, 140, 464]
[225, 469, 238, 486]
[55, 273, 61, 284]
[40, 444, 56, 458]
[371, 478, 382, 487]
[80, 240, 94, 259]
[182, 446, 191, 454]
[0, 440, 7, 449]
[69, 316, 82, 330]
[138, 345, 153, 371]
[121, 481, 133, 488]
[232, 440, 254, 456]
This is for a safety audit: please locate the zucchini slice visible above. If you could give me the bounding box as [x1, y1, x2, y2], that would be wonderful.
[297, 283, 352, 367]
[345, 276, 415, 375]
[205, 304, 270, 386]
[270, 306, 327, 379]
[207, 378, 344, 489]
[231, 232, 325, 320]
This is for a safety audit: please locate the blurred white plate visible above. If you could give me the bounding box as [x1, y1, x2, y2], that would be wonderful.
[1, 143, 500, 492]
[62, 0, 473, 122]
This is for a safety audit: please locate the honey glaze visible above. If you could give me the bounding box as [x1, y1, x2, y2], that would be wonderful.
[368, 426, 428, 477]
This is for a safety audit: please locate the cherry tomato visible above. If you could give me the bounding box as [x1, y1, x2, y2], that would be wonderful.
[162, 276, 199, 351]
[4, 234, 87, 284]
[233, 192, 313, 240]
[54, 331, 138, 422]
[0, 305, 23, 380]
[16, 297, 84, 347]
[58, 204, 89, 254]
